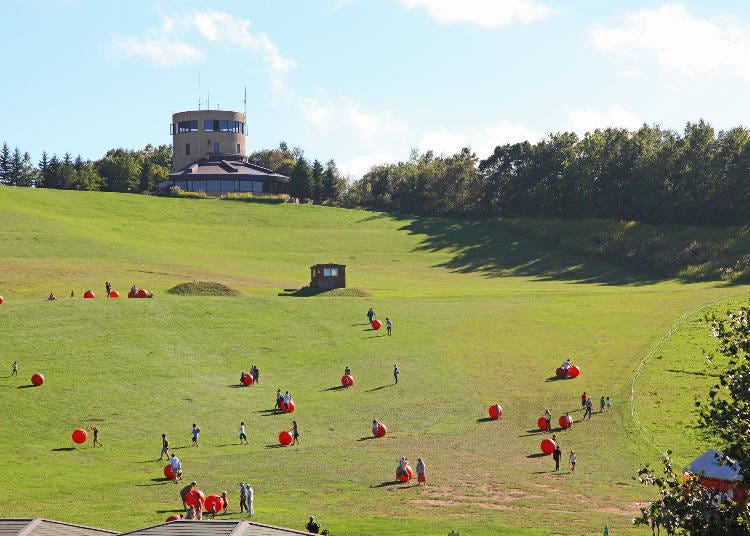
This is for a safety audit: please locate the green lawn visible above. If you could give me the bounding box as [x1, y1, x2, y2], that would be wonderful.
[0, 186, 743, 535]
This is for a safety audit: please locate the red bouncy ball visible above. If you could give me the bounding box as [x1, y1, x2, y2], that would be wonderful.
[568, 365, 580, 378]
[488, 404, 502, 420]
[406, 465, 413, 479]
[559, 414, 573, 430]
[284, 399, 295, 413]
[109, 290, 119, 298]
[540, 438, 556, 455]
[397, 472, 409, 482]
[0, 296, 4, 304]
[127, 291, 136, 298]
[31, 373, 44, 387]
[279, 430, 293, 445]
[242, 374, 254, 386]
[205, 494, 223, 514]
[137, 289, 148, 298]
[376, 422, 387, 437]
[185, 489, 205, 507]
[72, 428, 88, 444]
[537, 416, 547, 431]
[163, 464, 175, 480]
[555, 367, 565, 377]
[371, 319, 382, 330]
[165, 515, 180, 522]
[341, 374, 354, 387]
[83, 290, 95, 298]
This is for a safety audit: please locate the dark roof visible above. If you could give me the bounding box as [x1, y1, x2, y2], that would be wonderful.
[168, 154, 289, 183]
[688, 449, 743, 481]
[120, 520, 314, 536]
[0, 518, 117, 535]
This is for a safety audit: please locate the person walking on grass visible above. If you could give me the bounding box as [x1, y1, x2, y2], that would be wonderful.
[221, 490, 229, 514]
[386, 317, 392, 335]
[393, 363, 400, 384]
[252, 365, 259, 385]
[367, 307, 375, 323]
[283, 391, 291, 412]
[600, 395, 606, 413]
[90, 425, 102, 447]
[105, 281, 111, 298]
[11, 361, 18, 376]
[569, 450, 577, 474]
[275, 389, 282, 410]
[544, 408, 552, 432]
[160, 434, 169, 460]
[191, 423, 200, 447]
[239, 422, 248, 444]
[416, 457, 426, 485]
[606, 396, 612, 411]
[239, 482, 247, 513]
[584, 397, 593, 420]
[553, 445, 561, 471]
[245, 482, 254, 517]
[581, 392, 587, 408]
[291, 420, 299, 445]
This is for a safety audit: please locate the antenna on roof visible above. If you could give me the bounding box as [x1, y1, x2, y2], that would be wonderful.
[244, 85, 247, 120]
[198, 70, 201, 111]
[208, 90, 210, 111]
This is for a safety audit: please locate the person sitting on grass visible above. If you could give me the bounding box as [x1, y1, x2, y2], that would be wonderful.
[48, 292, 57, 301]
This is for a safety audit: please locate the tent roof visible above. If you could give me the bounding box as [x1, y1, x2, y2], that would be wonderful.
[688, 449, 743, 482]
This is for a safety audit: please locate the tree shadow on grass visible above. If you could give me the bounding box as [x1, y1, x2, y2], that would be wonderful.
[476, 417, 496, 423]
[365, 384, 393, 392]
[51, 447, 76, 452]
[397, 216, 665, 286]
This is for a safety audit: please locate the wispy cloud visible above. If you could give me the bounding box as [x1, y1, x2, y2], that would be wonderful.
[564, 105, 642, 134]
[399, 0, 555, 28]
[590, 3, 750, 80]
[418, 121, 545, 158]
[298, 96, 407, 141]
[109, 9, 294, 86]
[337, 151, 399, 179]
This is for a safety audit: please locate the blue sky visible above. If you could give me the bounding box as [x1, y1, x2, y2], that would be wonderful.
[3, 0, 750, 178]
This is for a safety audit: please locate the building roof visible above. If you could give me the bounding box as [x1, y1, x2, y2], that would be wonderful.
[119, 520, 314, 536]
[688, 449, 743, 482]
[0, 519, 314, 536]
[0, 518, 117, 536]
[167, 154, 289, 183]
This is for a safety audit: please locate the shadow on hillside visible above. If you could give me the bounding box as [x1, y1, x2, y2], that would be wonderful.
[51, 447, 76, 452]
[371, 480, 415, 489]
[322, 385, 347, 392]
[17, 384, 35, 389]
[365, 384, 393, 392]
[545, 375, 573, 382]
[476, 417, 496, 423]
[527, 453, 549, 459]
[278, 287, 330, 297]
[397, 216, 664, 286]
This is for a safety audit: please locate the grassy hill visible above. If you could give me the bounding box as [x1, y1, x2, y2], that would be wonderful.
[0, 186, 744, 535]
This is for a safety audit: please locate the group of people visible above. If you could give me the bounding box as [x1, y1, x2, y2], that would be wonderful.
[395, 456, 427, 485]
[240, 365, 260, 386]
[581, 392, 612, 420]
[239, 481, 254, 516]
[275, 389, 293, 411]
[367, 307, 393, 335]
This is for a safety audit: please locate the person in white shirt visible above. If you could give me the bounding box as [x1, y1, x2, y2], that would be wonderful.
[245, 482, 254, 517]
[239, 422, 248, 444]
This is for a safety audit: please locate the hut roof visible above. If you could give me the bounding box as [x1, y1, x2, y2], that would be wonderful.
[688, 449, 743, 482]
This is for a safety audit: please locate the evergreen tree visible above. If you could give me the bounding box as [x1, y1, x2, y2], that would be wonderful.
[19, 152, 36, 187]
[289, 156, 313, 200]
[322, 159, 345, 202]
[37, 151, 49, 188]
[311, 159, 324, 203]
[8, 147, 23, 186]
[0, 142, 10, 184]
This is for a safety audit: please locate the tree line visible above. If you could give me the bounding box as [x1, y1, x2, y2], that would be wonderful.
[0, 142, 173, 193]
[347, 120, 750, 226]
[0, 140, 348, 203]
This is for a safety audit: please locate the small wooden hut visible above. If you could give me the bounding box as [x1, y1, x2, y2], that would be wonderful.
[310, 264, 346, 289]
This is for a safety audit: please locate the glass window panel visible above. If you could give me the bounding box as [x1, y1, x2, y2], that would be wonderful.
[192, 180, 206, 192]
[204, 120, 214, 131]
[185, 143, 190, 156]
[214, 142, 220, 152]
[206, 181, 220, 191]
[221, 180, 235, 191]
[239, 181, 252, 192]
[236, 144, 241, 153]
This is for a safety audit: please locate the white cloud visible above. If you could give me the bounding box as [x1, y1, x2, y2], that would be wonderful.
[299, 96, 407, 141]
[399, 0, 555, 28]
[564, 105, 642, 134]
[110, 15, 203, 66]
[590, 3, 750, 80]
[337, 152, 398, 179]
[109, 9, 294, 86]
[417, 121, 545, 158]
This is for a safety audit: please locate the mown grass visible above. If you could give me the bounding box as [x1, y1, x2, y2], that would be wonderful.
[0, 186, 745, 535]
